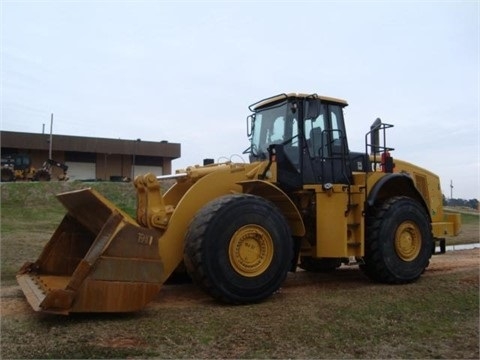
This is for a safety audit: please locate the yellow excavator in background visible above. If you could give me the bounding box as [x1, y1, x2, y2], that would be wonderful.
[17, 93, 460, 314]
[1, 154, 68, 182]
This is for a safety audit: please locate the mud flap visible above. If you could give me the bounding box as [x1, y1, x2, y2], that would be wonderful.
[433, 238, 446, 255]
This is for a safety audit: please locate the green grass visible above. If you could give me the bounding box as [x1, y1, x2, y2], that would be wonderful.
[445, 207, 479, 225]
[1, 269, 478, 359]
[0, 181, 176, 284]
[460, 212, 480, 225]
[0, 182, 137, 284]
[443, 210, 479, 246]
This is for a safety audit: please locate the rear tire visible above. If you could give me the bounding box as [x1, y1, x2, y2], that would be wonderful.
[360, 196, 432, 283]
[184, 194, 293, 304]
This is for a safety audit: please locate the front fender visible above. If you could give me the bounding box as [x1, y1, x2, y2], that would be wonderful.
[157, 168, 246, 280]
[238, 180, 306, 237]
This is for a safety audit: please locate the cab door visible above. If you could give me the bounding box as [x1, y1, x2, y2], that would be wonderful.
[303, 103, 352, 185]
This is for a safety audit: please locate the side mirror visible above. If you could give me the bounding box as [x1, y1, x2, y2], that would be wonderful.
[305, 99, 321, 119]
[246, 114, 255, 137]
[370, 118, 382, 154]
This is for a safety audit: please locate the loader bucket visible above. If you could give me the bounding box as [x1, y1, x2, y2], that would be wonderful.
[16, 188, 166, 314]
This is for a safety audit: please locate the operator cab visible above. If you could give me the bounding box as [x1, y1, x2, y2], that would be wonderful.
[248, 93, 358, 190]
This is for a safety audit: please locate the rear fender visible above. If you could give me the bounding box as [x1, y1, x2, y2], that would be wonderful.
[367, 173, 430, 219]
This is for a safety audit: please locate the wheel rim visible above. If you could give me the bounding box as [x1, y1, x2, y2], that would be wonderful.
[394, 221, 422, 261]
[229, 224, 274, 277]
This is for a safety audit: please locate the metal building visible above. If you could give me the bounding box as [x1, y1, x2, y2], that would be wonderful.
[0, 131, 181, 181]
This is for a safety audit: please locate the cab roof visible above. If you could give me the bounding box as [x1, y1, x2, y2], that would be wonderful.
[250, 93, 348, 111]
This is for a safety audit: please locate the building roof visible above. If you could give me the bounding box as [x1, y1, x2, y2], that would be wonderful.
[0, 131, 181, 159]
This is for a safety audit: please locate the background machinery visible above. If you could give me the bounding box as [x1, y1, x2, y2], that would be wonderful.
[36, 158, 69, 181]
[1, 154, 68, 182]
[1, 154, 37, 182]
[17, 93, 460, 314]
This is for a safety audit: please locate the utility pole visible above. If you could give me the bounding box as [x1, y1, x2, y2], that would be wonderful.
[49, 113, 53, 160]
[131, 138, 141, 179]
[450, 180, 453, 200]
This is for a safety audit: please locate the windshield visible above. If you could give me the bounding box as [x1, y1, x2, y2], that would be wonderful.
[250, 101, 298, 160]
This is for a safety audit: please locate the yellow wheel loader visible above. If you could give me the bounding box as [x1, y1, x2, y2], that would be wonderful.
[1, 154, 36, 182]
[16, 93, 461, 314]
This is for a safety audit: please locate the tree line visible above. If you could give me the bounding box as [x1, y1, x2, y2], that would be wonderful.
[443, 196, 479, 210]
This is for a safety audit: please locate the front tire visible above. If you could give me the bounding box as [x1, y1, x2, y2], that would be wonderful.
[33, 169, 51, 181]
[1, 168, 15, 182]
[360, 196, 432, 284]
[184, 194, 293, 304]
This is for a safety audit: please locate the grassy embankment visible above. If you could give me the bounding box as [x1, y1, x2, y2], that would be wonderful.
[1, 181, 477, 285]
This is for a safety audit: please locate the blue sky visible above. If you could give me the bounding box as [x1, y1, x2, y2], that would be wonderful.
[1, 1, 478, 199]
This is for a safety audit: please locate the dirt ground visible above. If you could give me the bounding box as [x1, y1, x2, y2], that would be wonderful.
[1, 248, 478, 359]
[2, 248, 478, 316]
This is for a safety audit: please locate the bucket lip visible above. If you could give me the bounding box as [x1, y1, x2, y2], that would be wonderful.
[16, 273, 46, 313]
[56, 187, 93, 197]
[56, 187, 137, 227]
